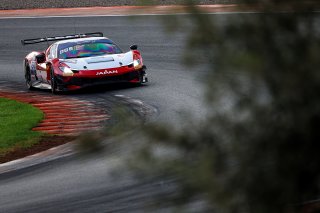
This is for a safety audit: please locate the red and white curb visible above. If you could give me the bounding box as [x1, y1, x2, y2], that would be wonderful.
[0, 90, 110, 136]
[0, 4, 257, 19]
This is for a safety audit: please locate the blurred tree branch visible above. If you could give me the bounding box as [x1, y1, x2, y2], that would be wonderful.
[132, 0, 320, 212]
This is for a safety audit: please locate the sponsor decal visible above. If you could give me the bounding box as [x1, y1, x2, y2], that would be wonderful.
[96, 70, 118, 76]
[59, 45, 83, 55]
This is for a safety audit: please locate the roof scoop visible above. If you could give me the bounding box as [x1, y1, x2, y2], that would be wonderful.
[85, 56, 114, 64]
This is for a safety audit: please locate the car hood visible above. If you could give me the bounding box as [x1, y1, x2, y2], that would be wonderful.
[60, 51, 133, 70]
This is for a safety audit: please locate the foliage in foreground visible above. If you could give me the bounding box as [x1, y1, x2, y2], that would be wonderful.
[132, 1, 320, 212]
[0, 98, 43, 155]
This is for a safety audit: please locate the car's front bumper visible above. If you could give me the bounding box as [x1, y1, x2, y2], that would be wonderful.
[55, 68, 146, 91]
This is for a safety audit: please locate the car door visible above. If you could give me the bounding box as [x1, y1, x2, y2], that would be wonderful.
[36, 53, 47, 83]
[38, 44, 57, 84]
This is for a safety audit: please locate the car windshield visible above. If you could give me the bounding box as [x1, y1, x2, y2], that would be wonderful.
[58, 39, 122, 59]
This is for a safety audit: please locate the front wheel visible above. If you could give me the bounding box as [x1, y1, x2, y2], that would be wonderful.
[138, 66, 148, 84]
[50, 68, 57, 94]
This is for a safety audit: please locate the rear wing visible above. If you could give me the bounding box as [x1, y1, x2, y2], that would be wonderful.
[21, 32, 104, 45]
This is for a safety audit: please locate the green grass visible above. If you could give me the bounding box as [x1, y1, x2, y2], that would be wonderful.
[0, 98, 44, 155]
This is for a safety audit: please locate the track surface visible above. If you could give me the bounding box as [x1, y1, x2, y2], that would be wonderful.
[0, 15, 207, 212]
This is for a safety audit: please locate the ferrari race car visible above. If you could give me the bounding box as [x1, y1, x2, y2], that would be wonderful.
[22, 32, 147, 93]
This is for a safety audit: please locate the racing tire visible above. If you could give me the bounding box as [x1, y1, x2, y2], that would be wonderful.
[50, 68, 58, 94]
[138, 67, 148, 85]
[25, 65, 34, 90]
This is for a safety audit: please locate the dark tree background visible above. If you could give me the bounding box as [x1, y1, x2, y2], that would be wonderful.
[131, 1, 320, 212]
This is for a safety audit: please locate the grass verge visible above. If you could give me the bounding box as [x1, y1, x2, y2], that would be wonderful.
[0, 98, 44, 156]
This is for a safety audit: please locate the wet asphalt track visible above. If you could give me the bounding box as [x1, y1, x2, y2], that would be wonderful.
[0, 15, 208, 212]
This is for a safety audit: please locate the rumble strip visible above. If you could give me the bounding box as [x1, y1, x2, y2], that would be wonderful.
[0, 89, 110, 136]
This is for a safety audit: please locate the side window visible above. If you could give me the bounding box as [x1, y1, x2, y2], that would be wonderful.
[47, 44, 57, 59]
[46, 46, 51, 59]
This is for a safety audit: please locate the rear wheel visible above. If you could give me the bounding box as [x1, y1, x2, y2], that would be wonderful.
[25, 65, 34, 90]
[50, 68, 57, 94]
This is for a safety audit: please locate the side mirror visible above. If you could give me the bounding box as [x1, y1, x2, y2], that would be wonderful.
[130, 45, 138, 50]
[36, 53, 46, 63]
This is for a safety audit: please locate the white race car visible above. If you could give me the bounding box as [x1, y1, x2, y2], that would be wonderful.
[22, 32, 147, 93]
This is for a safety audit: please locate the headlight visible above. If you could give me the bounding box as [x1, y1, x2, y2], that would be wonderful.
[59, 66, 74, 76]
[133, 59, 142, 69]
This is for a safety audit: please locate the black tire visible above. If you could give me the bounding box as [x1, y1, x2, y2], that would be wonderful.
[50, 67, 57, 94]
[137, 70, 144, 85]
[139, 67, 148, 85]
[25, 65, 34, 90]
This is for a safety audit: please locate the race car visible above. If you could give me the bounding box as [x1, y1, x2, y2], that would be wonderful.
[22, 32, 147, 93]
